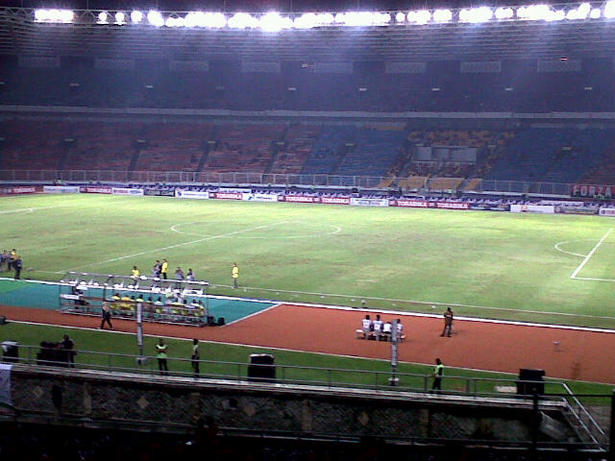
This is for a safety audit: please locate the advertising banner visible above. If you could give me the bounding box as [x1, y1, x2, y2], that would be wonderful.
[80, 186, 112, 194]
[510, 204, 555, 214]
[350, 197, 390, 207]
[571, 184, 614, 198]
[283, 195, 320, 203]
[555, 206, 598, 215]
[599, 208, 615, 216]
[174, 189, 209, 200]
[43, 185, 80, 194]
[8, 186, 38, 195]
[244, 193, 279, 202]
[320, 196, 351, 205]
[145, 188, 175, 197]
[212, 192, 243, 200]
[112, 187, 144, 196]
[219, 187, 251, 193]
[436, 201, 470, 210]
[394, 199, 429, 208]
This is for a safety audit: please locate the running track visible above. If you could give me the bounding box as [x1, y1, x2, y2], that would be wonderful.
[1, 302, 613, 384]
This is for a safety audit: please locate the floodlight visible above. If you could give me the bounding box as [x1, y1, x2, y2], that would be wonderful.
[147, 10, 164, 27]
[590, 8, 602, 18]
[228, 12, 258, 29]
[336, 11, 391, 26]
[34, 8, 74, 23]
[395, 12, 406, 23]
[577, 2, 591, 18]
[407, 10, 431, 24]
[185, 12, 226, 28]
[433, 9, 452, 22]
[115, 12, 126, 24]
[517, 4, 552, 21]
[294, 12, 334, 29]
[165, 15, 185, 27]
[459, 7, 493, 23]
[604, 0, 615, 18]
[259, 12, 292, 31]
[130, 10, 143, 23]
[97, 11, 108, 24]
[495, 7, 514, 19]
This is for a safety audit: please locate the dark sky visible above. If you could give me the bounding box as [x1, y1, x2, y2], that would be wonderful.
[0, 0, 569, 12]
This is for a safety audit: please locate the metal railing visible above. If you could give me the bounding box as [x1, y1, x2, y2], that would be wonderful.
[4, 343, 571, 397]
[0, 169, 578, 195]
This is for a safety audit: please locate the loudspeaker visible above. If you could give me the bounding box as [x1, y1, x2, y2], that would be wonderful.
[207, 316, 216, 326]
[217, 317, 225, 326]
[248, 354, 276, 382]
[516, 368, 545, 395]
[0, 316, 6, 325]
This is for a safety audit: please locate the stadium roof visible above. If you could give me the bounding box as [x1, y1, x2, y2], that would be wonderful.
[1, 3, 615, 61]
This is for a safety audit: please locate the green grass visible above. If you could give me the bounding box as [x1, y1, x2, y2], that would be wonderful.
[2, 194, 615, 328]
[1, 321, 610, 400]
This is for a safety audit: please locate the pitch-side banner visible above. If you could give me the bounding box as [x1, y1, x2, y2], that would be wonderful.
[43, 185, 80, 194]
[283, 195, 320, 203]
[112, 187, 144, 196]
[243, 193, 279, 202]
[212, 192, 243, 200]
[1, 186, 38, 195]
[321, 196, 351, 205]
[510, 204, 555, 214]
[174, 189, 209, 200]
[80, 186, 112, 194]
[599, 208, 615, 216]
[350, 197, 389, 207]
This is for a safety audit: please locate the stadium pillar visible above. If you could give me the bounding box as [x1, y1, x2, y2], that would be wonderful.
[136, 302, 146, 365]
[389, 320, 399, 386]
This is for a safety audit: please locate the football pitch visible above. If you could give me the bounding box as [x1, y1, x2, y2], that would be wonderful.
[2, 193, 615, 328]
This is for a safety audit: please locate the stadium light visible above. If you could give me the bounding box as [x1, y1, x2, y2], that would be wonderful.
[34, 8, 74, 23]
[459, 7, 493, 23]
[433, 9, 452, 22]
[147, 10, 164, 27]
[259, 12, 293, 31]
[97, 11, 108, 24]
[407, 10, 431, 24]
[185, 12, 226, 28]
[335, 12, 391, 26]
[294, 12, 334, 29]
[605, 0, 615, 18]
[115, 12, 126, 25]
[130, 10, 143, 23]
[494, 7, 514, 20]
[165, 15, 185, 27]
[395, 12, 406, 23]
[228, 12, 259, 29]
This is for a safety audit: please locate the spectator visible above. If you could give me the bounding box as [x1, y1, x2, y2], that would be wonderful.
[156, 338, 168, 375]
[431, 358, 444, 393]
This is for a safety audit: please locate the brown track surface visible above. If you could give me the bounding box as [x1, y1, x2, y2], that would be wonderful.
[1, 302, 614, 384]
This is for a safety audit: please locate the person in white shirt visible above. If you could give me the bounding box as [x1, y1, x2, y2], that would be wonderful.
[372, 314, 383, 341]
[361, 314, 372, 339]
[382, 321, 392, 341]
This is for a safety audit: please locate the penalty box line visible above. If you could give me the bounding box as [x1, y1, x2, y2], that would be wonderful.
[570, 228, 613, 280]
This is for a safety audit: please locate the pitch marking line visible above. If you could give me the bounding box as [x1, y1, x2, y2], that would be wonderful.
[0, 205, 66, 215]
[210, 283, 615, 322]
[570, 228, 613, 279]
[170, 221, 342, 239]
[553, 241, 586, 258]
[60, 221, 292, 273]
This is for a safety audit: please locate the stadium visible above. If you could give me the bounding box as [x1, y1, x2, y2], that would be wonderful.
[2, 0, 615, 459]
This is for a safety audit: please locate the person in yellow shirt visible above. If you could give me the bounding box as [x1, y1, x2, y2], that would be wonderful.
[131, 265, 140, 278]
[232, 262, 239, 288]
[161, 259, 169, 279]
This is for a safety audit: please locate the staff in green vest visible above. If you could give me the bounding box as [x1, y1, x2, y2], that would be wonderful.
[191, 338, 200, 377]
[156, 338, 168, 376]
